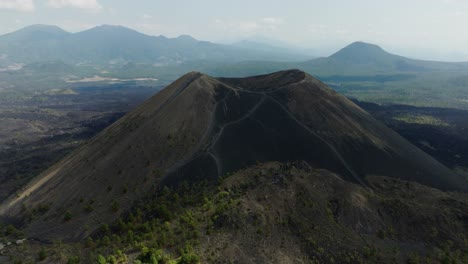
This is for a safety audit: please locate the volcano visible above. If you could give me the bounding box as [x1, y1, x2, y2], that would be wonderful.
[0, 69, 465, 242]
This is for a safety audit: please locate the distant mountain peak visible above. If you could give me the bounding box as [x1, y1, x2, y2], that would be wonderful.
[1, 24, 69, 42]
[22, 24, 66, 30]
[75, 24, 149, 38]
[83, 24, 143, 34]
[13, 24, 69, 35]
[344, 41, 384, 50]
[176, 34, 197, 41]
[330, 41, 398, 63]
[95, 24, 128, 30]
[176, 35, 198, 43]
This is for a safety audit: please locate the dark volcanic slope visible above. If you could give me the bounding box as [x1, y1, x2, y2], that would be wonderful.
[168, 70, 465, 191]
[0, 70, 466, 241]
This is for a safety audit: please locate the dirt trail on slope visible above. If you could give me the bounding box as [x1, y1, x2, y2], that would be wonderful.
[0, 165, 63, 215]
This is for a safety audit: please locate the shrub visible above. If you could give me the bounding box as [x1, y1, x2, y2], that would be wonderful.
[84, 204, 94, 213]
[111, 200, 119, 212]
[178, 246, 200, 264]
[179, 253, 200, 264]
[84, 237, 94, 248]
[137, 246, 163, 264]
[101, 236, 111, 246]
[36, 203, 50, 214]
[4, 224, 18, 235]
[101, 224, 110, 235]
[407, 253, 421, 264]
[107, 255, 117, 264]
[67, 256, 80, 264]
[64, 211, 72, 222]
[97, 255, 106, 264]
[38, 248, 47, 261]
[377, 230, 386, 239]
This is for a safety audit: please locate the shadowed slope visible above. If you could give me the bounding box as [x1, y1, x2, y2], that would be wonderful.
[0, 72, 218, 241]
[0, 70, 465, 242]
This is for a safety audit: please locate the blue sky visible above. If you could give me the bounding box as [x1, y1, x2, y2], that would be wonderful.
[1, 0, 468, 60]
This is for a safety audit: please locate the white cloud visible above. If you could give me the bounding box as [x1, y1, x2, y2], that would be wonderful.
[108, 7, 118, 15]
[307, 24, 328, 33]
[47, 0, 101, 10]
[60, 20, 96, 32]
[134, 23, 164, 35]
[0, 0, 34, 12]
[237, 21, 259, 33]
[441, 0, 463, 3]
[261, 17, 284, 25]
[213, 18, 284, 35]
[142, 14, 152, 19]
[335, 28, 350, 35]
[260, 17, 284, 30]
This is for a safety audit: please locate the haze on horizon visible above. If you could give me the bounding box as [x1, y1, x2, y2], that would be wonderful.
[0, 0, 468, 61]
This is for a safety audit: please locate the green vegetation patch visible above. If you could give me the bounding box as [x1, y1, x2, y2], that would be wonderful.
[2, 162, 468, 263]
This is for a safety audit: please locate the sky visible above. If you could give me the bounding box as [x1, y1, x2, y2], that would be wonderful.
[1, 0, 468, 61]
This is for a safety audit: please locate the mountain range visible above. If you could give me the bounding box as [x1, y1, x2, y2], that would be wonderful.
[0, 24, 309, 66]
[2, 24, 468, 73]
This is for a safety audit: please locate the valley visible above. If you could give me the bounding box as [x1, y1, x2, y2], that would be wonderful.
[0, 81, 162, 201]
[358, 101, 468, 171]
